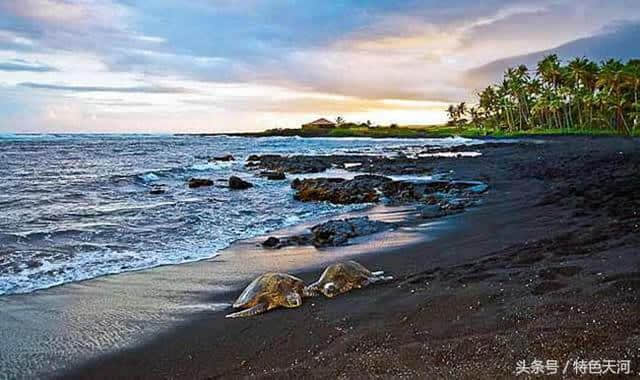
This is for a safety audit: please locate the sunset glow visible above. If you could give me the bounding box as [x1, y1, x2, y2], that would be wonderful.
[1, 0, 639, 133]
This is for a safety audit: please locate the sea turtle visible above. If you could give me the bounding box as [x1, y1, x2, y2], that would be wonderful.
[305, 260, 393, 298]
[226, 272, 314, 318]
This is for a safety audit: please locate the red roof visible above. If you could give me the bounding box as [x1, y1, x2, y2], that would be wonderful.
[303, 118, 336, 126]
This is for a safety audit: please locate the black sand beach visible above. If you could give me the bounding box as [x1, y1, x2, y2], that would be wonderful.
[55, 136, 639, 379]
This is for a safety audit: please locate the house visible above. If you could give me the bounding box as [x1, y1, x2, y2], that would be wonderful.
[301, 118, 336, 129]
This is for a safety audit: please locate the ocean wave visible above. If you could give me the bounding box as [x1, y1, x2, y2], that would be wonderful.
[139, 172, 160, 182]
[1, 133, 498, 295]
[190, 161, 233, 171]
[112, 161, 233, 185]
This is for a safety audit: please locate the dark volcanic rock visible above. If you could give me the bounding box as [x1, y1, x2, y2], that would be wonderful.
[246, 154, 330, 174]
[380, 181, 422, 203]
[261, 235, 311, 249]
[246, 153, 433, 176]
[149, 185, 167, 194]
[262, 237, 281, 248]
[229, 176, 253, 190]
[291, 175, 391, 204]
[261, 217, 393, 249]
[209, 154, 235, 161]
[260, 171, 286, 180]
[188, 178, 214, 188]
[310, 216, 392, 247]
[291, 175, 487, 205]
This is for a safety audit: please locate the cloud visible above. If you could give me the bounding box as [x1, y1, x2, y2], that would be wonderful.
[0, 0, 129, 28]
[2, 0, 640, 132]
[463, 21, 640, 90]
[19, 82, 191, 94]
[0, 59, 56, 72]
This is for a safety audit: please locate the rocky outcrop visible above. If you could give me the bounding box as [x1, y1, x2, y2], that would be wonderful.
[210, 155, 235, 162]
[188, 178, 214, 188]
[261, 216, 392, 249]
[229, 176, 253, 190]
[262, 236, 281, 248]
[310, 216, 392, 247]
[260, 171, 286, 180]
[246, 154, 435, 176]
[291, 175, 391, 204]
[246, 155, 330, 174]
[291, 175, 487, 206]
[262, 235, 311, 249]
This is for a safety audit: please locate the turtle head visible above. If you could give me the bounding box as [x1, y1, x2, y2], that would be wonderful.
[283, 291, 302, 308]
[321, 282, 339, 298]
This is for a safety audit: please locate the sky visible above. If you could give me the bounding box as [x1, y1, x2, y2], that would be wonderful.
[1, 0, 639, 133]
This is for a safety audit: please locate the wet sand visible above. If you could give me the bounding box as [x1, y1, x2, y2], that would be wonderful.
[4, 136, 640, 379]
[0, 204, 434, 379]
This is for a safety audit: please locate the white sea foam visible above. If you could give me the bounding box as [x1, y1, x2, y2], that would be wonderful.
[140, 172, 160, 182]
[190, 161, 233, 171]
[0, 134, 504, 295]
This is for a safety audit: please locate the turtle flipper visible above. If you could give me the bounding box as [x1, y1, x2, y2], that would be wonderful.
[371, 271, 385, 276]
[369, 275, 393, 284]
[225, 302, 268, 318]
[303, 285, 320, 297]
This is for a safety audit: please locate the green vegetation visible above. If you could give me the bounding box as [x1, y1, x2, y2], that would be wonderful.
[256, 124, 639, 139]
[259, 124, 449, 138]
[451, 55, 640, 135]
[249, 56, 640, 139]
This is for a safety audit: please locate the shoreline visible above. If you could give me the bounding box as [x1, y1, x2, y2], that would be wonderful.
[0, 202, 447, 379]
[61, 136, 640, 379]
[2, 136, 638, 379]
[178, 127, 638, 139]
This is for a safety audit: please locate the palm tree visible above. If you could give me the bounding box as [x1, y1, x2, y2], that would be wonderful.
[538, 54, 563, 89]
[469, 106, 482, 126]
[446, 105, 459, 126]
[457, 102, 468, 121]
[463, 56, 636, 135]
[623, 60, 640, 130]
[598, 59, 627, 132]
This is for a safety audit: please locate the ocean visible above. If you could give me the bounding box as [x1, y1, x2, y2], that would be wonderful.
[0, 134, 483, 295]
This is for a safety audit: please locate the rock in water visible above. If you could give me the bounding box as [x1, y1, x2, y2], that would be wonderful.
[210, 154, 235, 161]
[245, 154, 330, 174]
[149, 185, 167, 194]
[310, 216, 391, 247]
[291, 175, 391, 204]
[260, 171, 286, 180]
[229, 176, 253, 190]
[188, 178, 214, 188]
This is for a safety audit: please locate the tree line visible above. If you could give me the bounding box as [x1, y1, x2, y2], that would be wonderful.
[447, 55, 640, 135]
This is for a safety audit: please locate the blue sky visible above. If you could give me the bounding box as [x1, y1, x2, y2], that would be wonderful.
[1, 0, 639, 133]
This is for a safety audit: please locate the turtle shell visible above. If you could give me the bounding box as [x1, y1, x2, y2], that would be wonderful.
[233, 272, 305, 308]
[317, 260, 372, 285]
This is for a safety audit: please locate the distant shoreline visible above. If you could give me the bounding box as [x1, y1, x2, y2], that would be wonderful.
[180, 125, 638, 139]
